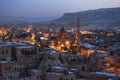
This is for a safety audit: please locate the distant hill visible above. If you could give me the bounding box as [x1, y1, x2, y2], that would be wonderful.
[0, 16, 59, 25]
[45, 7, 120, 30]
[1, 7, 120, 30]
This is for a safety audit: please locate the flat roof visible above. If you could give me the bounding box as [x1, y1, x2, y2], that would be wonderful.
[52, 66, 66, 69]
[16, 45, 34, 49]
[0, 42, 27, 48]
[30, 69, 41, 73]
[47, 72, 63, 76]
[0, 61, 15, 64]
[80, 43, 97, 49]
[70, 68, 78, 71]
[0, 43, 11, 48]
[95, 72, 117, 77]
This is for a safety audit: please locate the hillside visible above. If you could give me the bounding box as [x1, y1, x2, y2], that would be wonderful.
[46, 7, 120, 30]
[0, 16, 59, 25]
[1, 7, 120, 30]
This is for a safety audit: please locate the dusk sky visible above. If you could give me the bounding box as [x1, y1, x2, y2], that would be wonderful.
[0, 0, 120, 18]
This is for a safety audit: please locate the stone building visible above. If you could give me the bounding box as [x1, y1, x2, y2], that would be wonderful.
[0, 61, 19, 80]
[0, 74, 7, 80]
[0, 43, 11, 62]
[65, 54, 88, 72]
[0, 42, 118, 80]
[87, 50, 100, 71]
[46, 66, 75, 80]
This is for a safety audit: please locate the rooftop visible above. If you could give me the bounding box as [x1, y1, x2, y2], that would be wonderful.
[95, 72, 117, 77]
[0, 60, 15, 64]
[16, 45, 34, 49]
[0, 41, 27, 48]
[30, 69, 41, 73]
[46, 72, 63, 76]
[80, 43, 97, 49]
[52, 66, 66, 69]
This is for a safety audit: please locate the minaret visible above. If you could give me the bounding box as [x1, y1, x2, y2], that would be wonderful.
[76, 17, 80, 54]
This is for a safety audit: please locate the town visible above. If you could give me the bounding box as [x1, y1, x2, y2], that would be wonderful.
[0, 17, 120, 80]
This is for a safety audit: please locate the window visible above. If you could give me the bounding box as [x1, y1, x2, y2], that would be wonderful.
[31, 50, 33, 55]
[7, 76, 12, 79]
[15, 67, 16, 71]
[10, 76, 12, 79]
[25, 50, 27, 54]
[21, 50, 24, 54]
[6, 50, 8, 54]
[35, 58, 37, 61]
[2, 50, 4, 55]
[5, 67, 7, 71]
[36, 75, 42, 79]
[34, 49, 37, 54]
[15, 67, 18, 71]
[28, 51, 30, 55]
[40, 75, 42, 79]
[9, 67, 11, 71]
[59, 77, 63, 80]
[71, 77, 73, 80]
[81, 66, 85, 71]
[37, 76, 39, 79]
[25, 58, 27, 61]
[8, 76, 9, 79]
